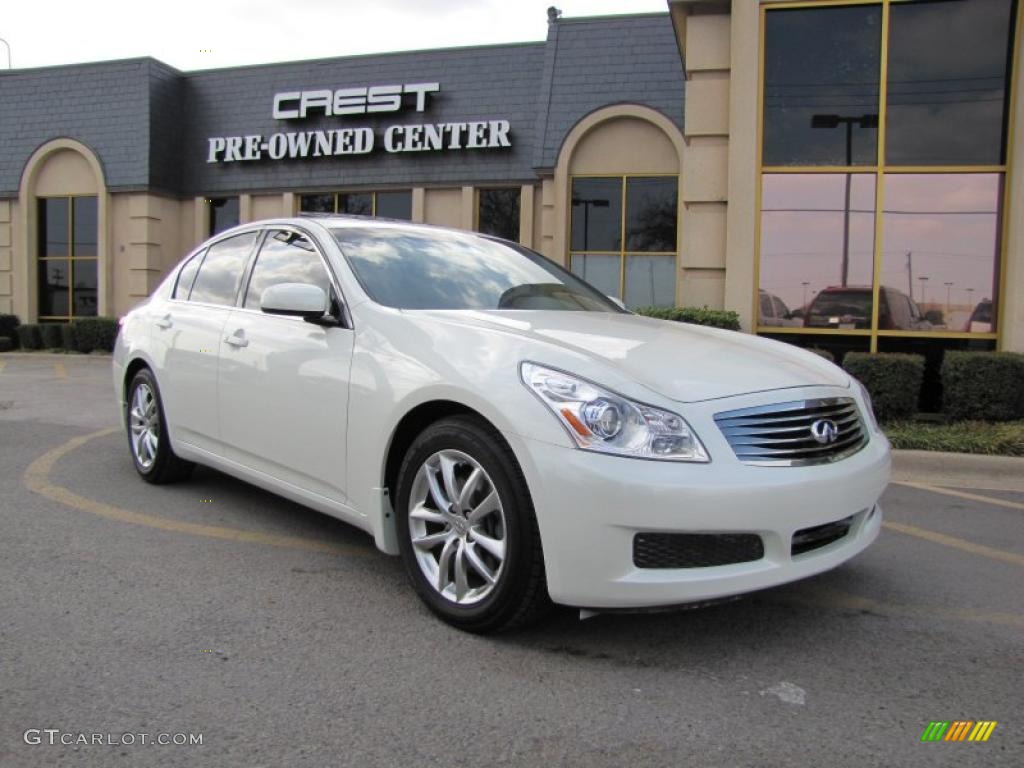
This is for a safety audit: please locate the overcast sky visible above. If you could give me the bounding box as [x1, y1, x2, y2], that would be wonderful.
[0, 0, 668, 71]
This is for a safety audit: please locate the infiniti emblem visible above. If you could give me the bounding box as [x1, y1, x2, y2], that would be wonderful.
[810, 419, 839, 445]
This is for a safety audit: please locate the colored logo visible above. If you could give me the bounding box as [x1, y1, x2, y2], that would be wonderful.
[920, 721, 997, 742]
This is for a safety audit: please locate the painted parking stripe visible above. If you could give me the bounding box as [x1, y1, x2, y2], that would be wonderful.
[54, 361, 68, 379]
[893, 481, 1024, 513]
[882, 520, 1024, 568]
[23, 428, 371, 558]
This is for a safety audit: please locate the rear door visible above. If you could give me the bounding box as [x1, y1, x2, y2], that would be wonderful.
[217, 228, 354, 503]
[152, 231, 258, 454]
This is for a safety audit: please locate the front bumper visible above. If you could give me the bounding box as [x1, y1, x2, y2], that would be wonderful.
[507, 385, 890, 609]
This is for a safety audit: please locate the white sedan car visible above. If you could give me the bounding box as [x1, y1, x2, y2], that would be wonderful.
[114, 217, 889, 632]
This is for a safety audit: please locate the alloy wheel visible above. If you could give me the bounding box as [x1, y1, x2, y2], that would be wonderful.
[129, 382, 160, 470]
[408, 449, 507, 605]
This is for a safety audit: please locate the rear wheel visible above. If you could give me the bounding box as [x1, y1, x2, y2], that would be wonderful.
[126, 368, 194, 484]
[395, 416, 550, 633]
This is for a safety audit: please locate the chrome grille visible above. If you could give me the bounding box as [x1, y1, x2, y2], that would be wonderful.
[714, 397, 867, 466]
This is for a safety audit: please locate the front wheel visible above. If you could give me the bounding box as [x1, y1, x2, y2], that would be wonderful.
[395, 416, 550, 633]
[126, 368, 194, 484]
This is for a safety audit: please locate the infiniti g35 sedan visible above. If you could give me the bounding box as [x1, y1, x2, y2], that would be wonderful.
[113, 217, 890, 632]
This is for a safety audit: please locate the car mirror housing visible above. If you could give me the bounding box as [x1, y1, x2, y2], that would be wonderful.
[260, 283, 328, 319]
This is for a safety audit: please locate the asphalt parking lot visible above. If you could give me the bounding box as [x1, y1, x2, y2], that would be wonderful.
[1, 354, 1022, 767]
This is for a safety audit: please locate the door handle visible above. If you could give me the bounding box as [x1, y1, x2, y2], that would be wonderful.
[224, 329, 249, 348]
[155, 314, 172, 330]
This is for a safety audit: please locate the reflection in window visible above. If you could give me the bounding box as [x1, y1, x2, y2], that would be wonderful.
[189, 232, 257, 306]
[339, 193, 373, 217]
[886, 0, 1015, 166]
[569, 176, 678, 308]
[334, 227, 620, 312]
[209, 197, 239, 236]
[299, 194, 334, 214]
[37, 196, 98, 321]
[626, 177, 677, 252]
[879, 174, 1001, 333]
[174, 250, 204, 300]
[759, 174, 876, 329]
[244, 230, 332, 309]
[478, 188, 521, 242]
[763, 5, 881, 166]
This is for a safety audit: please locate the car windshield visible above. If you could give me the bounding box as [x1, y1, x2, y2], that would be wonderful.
[331, 226, 622, 312]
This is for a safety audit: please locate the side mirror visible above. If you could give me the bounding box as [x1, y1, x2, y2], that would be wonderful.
[260, 283, 327, 319]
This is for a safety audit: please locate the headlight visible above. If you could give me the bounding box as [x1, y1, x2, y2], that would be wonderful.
[853, 378, 880, 433]
[520, 362, 709, 462]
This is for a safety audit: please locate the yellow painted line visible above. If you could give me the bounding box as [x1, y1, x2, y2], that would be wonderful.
[23, 428, 370, 558]
[882, 520, 1024, 568]
[54, 361, 68, 379]
[894, 481, 1024, 513]
[0, 360, 6, 372]
[785, 587, 1024, 629]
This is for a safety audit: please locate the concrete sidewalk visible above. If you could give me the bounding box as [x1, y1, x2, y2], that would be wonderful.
[892, 450, 1024, 492]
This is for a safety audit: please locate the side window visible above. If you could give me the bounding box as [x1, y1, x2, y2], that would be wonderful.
[243, 230, 333, 310]
[173, 250, 205, 300]
[189, 232, 257, 306]
[772, 296, 788, 318]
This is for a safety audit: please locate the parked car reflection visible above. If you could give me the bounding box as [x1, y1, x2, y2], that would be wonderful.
[804, 285, 932, 331]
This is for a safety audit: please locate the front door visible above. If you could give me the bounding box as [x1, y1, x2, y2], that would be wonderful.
[217, 229, 353, 503]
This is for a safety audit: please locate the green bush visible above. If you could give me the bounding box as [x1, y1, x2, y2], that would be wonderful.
[73, 317, 119, 353]
[61, 323, 77, 352]
[0, 314, 19, 349]
[0, 337, 12, 353]
[16, 324, 43, 350]
[843, 352, 925, 422]
[40, 323, 65, 349]
[941, 351, 1024, 422]
[634, 306, 741, 331]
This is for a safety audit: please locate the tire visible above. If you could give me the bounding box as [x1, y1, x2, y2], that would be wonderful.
[395, 415, 551, 633]
[125, 368, 195, 484]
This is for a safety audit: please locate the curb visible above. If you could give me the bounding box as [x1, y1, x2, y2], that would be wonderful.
[892, 450, 1024, 492]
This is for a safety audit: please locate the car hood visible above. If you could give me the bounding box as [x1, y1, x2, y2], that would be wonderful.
[414, 309, 850, 403]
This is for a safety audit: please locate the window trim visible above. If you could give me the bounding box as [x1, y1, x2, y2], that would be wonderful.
[36, 194, 99, 322]
[298, 189, 413, 221]
[168, 228, 262, 310]
[567, 173, 679, 305]
[754, 0, 1021, 349]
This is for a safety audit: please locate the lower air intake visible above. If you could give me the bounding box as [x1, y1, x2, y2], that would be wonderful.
[633, 532, 765, 569]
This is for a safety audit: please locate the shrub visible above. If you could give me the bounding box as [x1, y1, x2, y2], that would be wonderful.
[16, 324, 43, 350]
[941, 351, 1024, 422]
[843, 352, 924, 422]
[634, 306, 741, 331]
[40, 323, 65, 349]
[0, 337, 12, 353]
[61, 323, 78, 352]
[0, 314, 19, 349]
[73, 317, 119, 353]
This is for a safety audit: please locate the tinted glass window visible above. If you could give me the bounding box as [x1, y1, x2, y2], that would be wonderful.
[300, 194, 334, 213]
[374, 191, 412, 220]
[879, 173, 1000, 332]
[244, 230, 332, 309]
[886, 0, 1015, 166]
[334, 227, 620, 312]
[759, 174, 876, 327]
[571, 178, 621, 251]
[478, 188, 521, 241]
[174, 250, 204, 299]
[39, 198, 69, 257]
[625, 177, 677, 252]
[339, 193, 373, 216]
[73, 197, 98, 257]
[569, 254, 620, 299]
[72, 259, 98, 316]
[763, 5, 881, 166]
[209, 197, 240, 236]
[38, 260, 69, 316]
[189, 232, 257, 306]
[624, 255, 675, 308]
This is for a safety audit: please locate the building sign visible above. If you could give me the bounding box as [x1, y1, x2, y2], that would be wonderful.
[206, 82, 511, 163]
